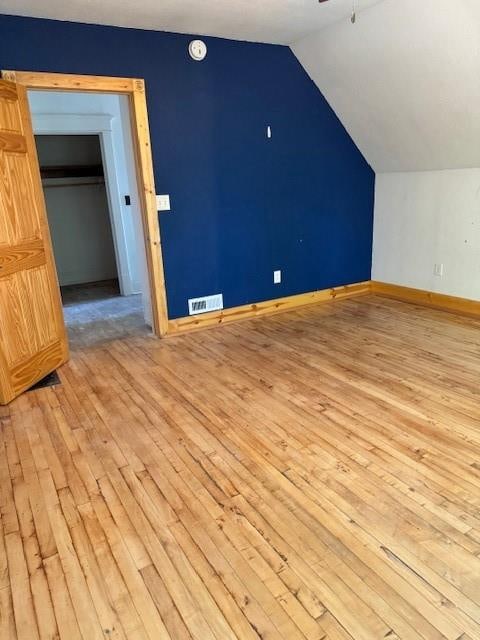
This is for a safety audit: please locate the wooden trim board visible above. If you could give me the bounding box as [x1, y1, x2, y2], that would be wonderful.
[167, 281, 371, 335]
[2, 70, 169, 337]
[371, 281, 480, 319]
[1, 70, 137, 94]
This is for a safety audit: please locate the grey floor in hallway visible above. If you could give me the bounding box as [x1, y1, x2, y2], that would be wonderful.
[60, 279, 150, 348]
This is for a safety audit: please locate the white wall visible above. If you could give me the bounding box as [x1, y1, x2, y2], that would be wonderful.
[292, 0, 480, 302]
[372, 170, 480, 300]
[28, 90, 147, 298]
[118, 95, 152, 325]
[44, 183, 118, 286]
[36, 134, 118, 286]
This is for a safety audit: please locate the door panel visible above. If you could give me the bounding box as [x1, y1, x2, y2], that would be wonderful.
[0, 79, 68, 404]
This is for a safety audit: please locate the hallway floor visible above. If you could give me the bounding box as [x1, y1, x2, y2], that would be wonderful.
[60, 280, 149, 348]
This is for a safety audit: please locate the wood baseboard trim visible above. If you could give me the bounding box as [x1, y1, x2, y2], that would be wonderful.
[371, 281, 480, 319]
[167, 281, 372, 335]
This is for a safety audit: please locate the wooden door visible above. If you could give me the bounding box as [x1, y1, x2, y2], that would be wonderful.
[0, 79, 68, 404]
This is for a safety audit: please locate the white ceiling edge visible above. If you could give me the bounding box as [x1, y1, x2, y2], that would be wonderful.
[0, 0, 386, 45]
[292, 0, 480, 173]
[4, 0, 479, 174]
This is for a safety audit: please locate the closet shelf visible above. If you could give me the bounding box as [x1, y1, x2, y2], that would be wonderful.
[39, 164, 104, 180]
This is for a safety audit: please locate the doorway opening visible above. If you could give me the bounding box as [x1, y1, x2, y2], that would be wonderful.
[0, 71, 168, 405]
[29, 89, 154, 348]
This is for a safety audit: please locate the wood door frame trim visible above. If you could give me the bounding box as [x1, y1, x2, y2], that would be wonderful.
[2, 70, 169, 337]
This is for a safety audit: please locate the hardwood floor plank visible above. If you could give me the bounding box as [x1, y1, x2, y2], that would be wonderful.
[96, 338, 476, 637]
[0, 583, 16, 640]
[13, 478, 58, 640]
[59, 487, 126, 639]
[38, 469, 104, 640]
[43, 553, 83, 640]
[5, 531, 40, 640]
[90, 492, 173, 640]
[140, 564, 193, 640]
[78, 500, 149, 640]
[2, 295, 480, 639]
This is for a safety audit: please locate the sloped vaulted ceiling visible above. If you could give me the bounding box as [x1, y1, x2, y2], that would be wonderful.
[0, 0, 385, 45]
[292, 0, 480, 172]
[2, 0, 478, 172]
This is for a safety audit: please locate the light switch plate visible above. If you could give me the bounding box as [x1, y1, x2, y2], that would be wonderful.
[156, 194, 171, 211]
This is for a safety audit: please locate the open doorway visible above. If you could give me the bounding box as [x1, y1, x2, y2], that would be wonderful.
[28, 88, 156, 348]
[0, 71, 168, 405]
[34, 132, 146, 347]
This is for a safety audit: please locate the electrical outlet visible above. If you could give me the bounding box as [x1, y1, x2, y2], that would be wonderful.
[274, 270, 281, 284]
[156, 194, 171, 211]
[434, 263, 444, 277]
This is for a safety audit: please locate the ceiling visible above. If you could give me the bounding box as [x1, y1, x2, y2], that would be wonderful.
[293, 0, 480, 172]
[0, 0, 385, 45]
[2, 0, 477, 173]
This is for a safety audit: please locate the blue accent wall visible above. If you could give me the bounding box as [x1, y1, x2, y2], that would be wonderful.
[0, 14, 375, 319]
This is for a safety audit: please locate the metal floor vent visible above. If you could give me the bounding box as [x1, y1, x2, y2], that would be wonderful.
[188, 293, 223, 315]
[28, 370, 61, 392]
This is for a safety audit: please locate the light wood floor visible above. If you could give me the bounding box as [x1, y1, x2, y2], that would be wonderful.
[1, 295, 480, 640]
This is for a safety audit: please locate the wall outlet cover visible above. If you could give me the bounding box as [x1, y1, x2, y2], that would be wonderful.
[156, 194, 171, 211]
[274, 270, 282, 284]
